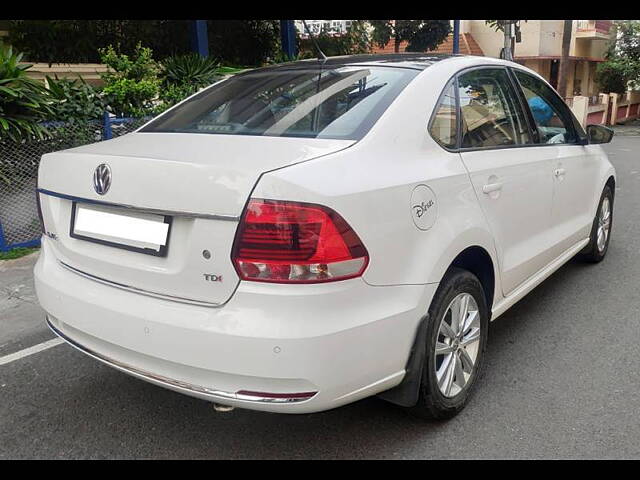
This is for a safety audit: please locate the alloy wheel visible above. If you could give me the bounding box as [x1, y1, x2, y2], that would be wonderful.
[434, 292, 481, 398]
[597, 196, 611, 253]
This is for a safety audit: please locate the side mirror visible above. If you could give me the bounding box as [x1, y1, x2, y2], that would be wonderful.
[586, 124, 614, 144]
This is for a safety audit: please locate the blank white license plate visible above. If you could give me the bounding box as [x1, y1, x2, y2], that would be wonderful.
[70, 202, 171, 256]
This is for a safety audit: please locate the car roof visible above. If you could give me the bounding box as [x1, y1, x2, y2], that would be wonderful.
[238, 54, 520, 77]
[287, 53, 458, 70]
[243, 53, 464, 74]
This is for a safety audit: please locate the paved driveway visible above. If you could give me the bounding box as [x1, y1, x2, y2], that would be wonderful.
[1, 137, 639, 459]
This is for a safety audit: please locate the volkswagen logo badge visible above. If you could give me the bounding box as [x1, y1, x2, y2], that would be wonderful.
[93, 164, 112, 195]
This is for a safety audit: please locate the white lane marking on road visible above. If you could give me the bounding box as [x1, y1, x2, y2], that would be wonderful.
[0, 338, 64, 366]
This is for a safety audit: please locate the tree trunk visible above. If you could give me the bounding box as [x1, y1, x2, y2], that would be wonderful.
[394, 35, 401, 53]
[557, 20, 573, 98]
[502, 21, 513, 61]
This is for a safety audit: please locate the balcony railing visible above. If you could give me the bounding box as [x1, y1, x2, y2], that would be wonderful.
[576, 20, 612, 35]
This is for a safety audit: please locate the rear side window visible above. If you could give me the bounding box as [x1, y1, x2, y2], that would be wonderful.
[429, 81, 458, 149]
[141, 66, 418, 141]
[457, 68, 531, 149]
[513, 70, 577, 144]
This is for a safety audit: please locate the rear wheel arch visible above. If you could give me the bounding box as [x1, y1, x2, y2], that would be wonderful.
[448, 246, 496, 316]
[378, 245, 496, 408]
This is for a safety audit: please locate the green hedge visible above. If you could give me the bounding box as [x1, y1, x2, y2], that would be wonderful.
[7, 20, 281, 67]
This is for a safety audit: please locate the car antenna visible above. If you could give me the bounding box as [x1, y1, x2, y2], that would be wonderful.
[302, 20, 327, 62]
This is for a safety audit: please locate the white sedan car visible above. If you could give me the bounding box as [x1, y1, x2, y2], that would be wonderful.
[34, 54, 615, 419]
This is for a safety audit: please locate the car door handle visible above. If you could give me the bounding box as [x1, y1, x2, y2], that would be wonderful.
[482, 182, 503, 194]
[554, 168, 566, 178]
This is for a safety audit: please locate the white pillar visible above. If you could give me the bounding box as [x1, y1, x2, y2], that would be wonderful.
[610, 93, 620, 126]
[571, 96, 589, 128]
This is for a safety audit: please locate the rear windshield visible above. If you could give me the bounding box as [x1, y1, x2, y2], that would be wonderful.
[140, 65, 419, 140]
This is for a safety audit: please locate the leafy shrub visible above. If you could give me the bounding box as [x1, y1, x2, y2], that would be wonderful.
[0, 44, 52, 142]
[613, 20, 640, 63]
[8, 20, 101, 63]
[9, 19, 281, 67]
[157, 83, 195, 111]
[207, 20, 280, 66]
[45, 75, 105, 122]
[99, 43, 160, 117]
[595, 21, 640, 95]
[8, 20, 191, 64]
[596, 59, 630, 95]
[342, 21, 373, 55]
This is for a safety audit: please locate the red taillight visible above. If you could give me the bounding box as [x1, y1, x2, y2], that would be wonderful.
[232, 199, 369, 283]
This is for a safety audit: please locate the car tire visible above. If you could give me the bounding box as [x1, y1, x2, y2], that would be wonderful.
[579, 184, 613, 263]
[408, 267, 489, 420]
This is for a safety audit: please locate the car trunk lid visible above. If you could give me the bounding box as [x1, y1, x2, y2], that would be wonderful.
[38, 133, 354, 306]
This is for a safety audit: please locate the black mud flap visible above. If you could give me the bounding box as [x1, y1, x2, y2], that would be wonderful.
[376, 313, 429, 408]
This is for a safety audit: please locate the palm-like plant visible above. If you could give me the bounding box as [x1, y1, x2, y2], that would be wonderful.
[161, 53, 221, 89]
[0, 44, 52, 142]
[158, 53, 222, 110]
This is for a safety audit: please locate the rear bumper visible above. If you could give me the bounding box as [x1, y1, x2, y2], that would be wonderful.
[46, 317, 316, 404]
[35, 238, 437, 413]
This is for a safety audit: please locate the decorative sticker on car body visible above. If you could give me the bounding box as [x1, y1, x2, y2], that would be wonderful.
[410, 185, 437, 231]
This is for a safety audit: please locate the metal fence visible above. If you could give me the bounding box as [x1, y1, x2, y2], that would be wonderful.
[0, 114, 150, 252]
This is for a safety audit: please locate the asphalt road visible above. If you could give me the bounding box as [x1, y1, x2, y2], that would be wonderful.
[1, 136, 639, 459]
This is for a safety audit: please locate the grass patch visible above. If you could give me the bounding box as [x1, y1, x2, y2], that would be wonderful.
[0, 247, 39, 260]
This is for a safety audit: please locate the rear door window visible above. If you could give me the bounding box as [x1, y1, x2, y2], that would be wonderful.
[457, 68, 532, 149]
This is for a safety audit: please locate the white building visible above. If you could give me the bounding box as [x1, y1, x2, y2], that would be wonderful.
[295, 20, 355, 38]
